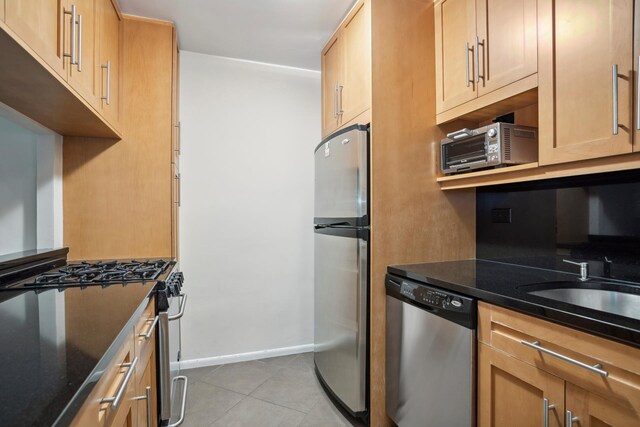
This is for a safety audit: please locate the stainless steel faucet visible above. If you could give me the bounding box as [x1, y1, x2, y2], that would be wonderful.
[563, 259, 589, 281]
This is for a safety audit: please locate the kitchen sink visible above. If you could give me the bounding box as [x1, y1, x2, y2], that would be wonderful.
[519, 281, 640, 320]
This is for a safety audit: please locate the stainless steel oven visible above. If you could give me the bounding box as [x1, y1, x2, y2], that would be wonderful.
[157, 269, 188, 427]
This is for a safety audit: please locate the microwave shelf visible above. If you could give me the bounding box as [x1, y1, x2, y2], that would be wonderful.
[437, 162, 539, 185]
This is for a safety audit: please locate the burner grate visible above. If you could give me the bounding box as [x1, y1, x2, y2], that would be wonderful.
[4, 259, 171, 291]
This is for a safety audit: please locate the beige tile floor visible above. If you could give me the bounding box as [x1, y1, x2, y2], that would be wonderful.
[181, 352, 364, 427]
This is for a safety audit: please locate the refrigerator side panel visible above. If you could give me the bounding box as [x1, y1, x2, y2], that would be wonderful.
[314, 230, 367, 414]
[314, 127, 368, 221]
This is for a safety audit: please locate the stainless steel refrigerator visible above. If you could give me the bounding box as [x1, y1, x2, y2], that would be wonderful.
[313, 124, 369, 418]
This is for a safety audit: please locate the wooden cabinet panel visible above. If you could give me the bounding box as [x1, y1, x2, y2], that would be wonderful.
[478, 343, 565, 427]
[634, 0, 640, 153]
[476, 0, 537, 96]
[97, 0, 120, 127]
[539, 0, 633, 165]
[5, 0, 65, 76]
[435, 0, 477, 112]
[321, 34, 342, 137]
[0, 0, 4, 21]
[66, 0, 98, 107]
[566, 382, 640, 427]
[341, 0, 370, 124]
[136, 348, 157, 427]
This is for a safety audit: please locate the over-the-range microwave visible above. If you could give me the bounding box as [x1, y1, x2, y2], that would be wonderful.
[440, 123, 537, 175]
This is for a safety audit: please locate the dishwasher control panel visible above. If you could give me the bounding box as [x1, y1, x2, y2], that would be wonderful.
[388, 274, 476, 328]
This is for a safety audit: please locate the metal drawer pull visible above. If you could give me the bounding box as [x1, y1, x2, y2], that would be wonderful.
[133, 386, 152, 427]
[168, 293, 187, 321]
[101, 356, 138, 408]
[101, 60, 111, 105]
[566, 410, 579, 425]
[168, 376, 188, 427]
[333, 81, 338, 118]
[543, 398, 556, 427]
[613, 64, 619, 135]
[63, 5, 77, 65]
[139, 316, 159, 340]
[521, 340, 608, 377]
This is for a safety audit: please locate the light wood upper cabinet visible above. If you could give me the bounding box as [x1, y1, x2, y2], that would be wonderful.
[97, 0, 121, 127]
[5, 0, 65, 76]
[478, 343, 564, 427]
[322, 35, 342, 137]
[341, 0, 370, 125]
[435, 0, 537, 115]
[435, 0, 477, 112]
[566, 382, 640, 427]
[539, 0, 633, 165]
[321, 0, 371, 138]
[476, 0, 537, 96]
[0, 0, 5, 21]
[66, 0, 98, 108]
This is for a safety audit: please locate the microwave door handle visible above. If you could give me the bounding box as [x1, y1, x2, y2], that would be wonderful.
[446, 128, 475, 140]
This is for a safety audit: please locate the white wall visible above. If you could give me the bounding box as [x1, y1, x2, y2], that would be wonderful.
[0, 105, 63, 255]
[179, 52, 320, 365]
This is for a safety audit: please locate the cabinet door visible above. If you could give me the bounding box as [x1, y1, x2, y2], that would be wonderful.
[634, 0, 640, 152]
[1, 0, 5, 21]
[539, 0, 633, 165]
[435, 0, 477, 113]
[97, 0, 120, 127]
[5, 0, 65, 76]
[565, 382, 640, 427]
[341, 0, 370, 125]
[322, 34, 342, 137]
[476, 0, 537, 96]
[67, 0, 98, 107]
[478, 343, 564, 427]
[136, 349, 157, 427]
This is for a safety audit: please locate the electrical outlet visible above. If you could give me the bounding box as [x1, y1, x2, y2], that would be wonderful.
[491, 208, 512, 224]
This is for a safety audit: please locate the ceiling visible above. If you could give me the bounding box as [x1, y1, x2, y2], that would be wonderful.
[117, 0, 356, 71]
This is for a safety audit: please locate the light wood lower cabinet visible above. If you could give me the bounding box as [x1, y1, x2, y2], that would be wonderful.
[478, 302, 640, 426]
[478, 343, 564, 427]
[136, 347, 157, 427]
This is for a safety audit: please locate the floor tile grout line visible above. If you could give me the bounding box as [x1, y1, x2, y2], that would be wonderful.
[247, 394, 310, 416]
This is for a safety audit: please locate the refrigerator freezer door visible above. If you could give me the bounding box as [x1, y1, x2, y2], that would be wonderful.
[314, 126, 368, 223]
[314, 228, 367, 414]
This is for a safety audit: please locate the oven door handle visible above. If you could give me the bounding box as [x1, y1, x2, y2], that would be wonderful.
[446, 128, 475, 140]
[168, 293, 187, 321]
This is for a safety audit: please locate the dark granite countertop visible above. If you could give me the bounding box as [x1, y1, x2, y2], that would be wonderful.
[0, 264, 171, 427]
[388, 258, 640, 348]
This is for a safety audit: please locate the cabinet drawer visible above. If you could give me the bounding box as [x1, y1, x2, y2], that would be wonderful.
[134, 297, 156, 369]
[478, 302, 640, 411]
[71, 328, 137, 427]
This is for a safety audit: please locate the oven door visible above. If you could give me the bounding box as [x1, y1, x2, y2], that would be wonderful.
[442, 133, 489, 173]
[159, 292, 188, 426]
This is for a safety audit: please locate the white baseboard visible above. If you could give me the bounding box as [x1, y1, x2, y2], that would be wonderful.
[179, 343, 315, 370]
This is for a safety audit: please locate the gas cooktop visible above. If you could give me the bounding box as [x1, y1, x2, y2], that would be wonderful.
[0, 251, 172, 292]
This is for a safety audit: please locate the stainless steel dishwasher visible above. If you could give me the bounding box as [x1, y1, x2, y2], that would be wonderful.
[385, 274, 476, 427]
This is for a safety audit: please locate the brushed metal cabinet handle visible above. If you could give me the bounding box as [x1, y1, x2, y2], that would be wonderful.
[543, 398, 556, 427]
[101, 356, 138, 408]
[333, 81, 338, 118]
[138, 316, 159, 340]
[613, 64, 619, 135]
[77, 14, 82, 71]
[636, 56, 640, 130]
[465, 42, 474, 87]
[63, 5, 77, 65]
[475, 36, 485, 83]
[133, 386, 153, 427]
[101, 60, 111, 105]
[338, 81, 344, 115]
[566, 410, 579, 425]
[521, 340, 608, 376]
